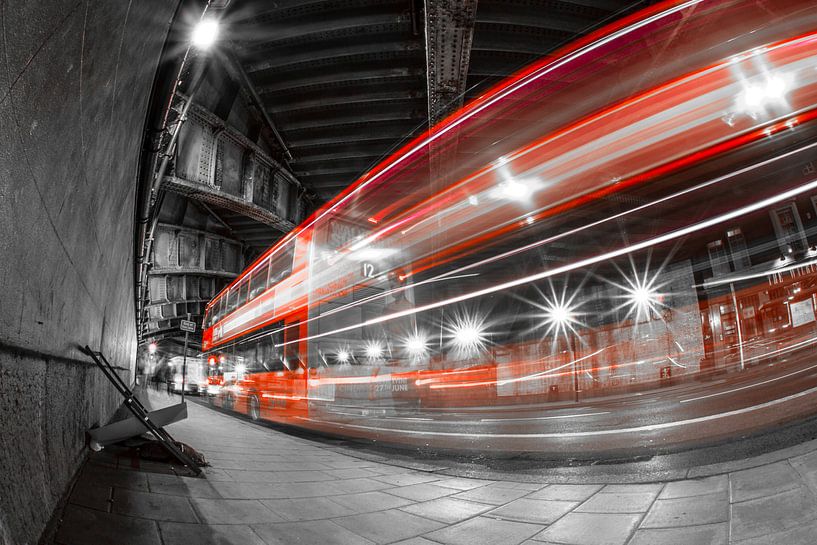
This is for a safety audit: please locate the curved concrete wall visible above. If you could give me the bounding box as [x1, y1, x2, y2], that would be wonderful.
[0, 2, 178, 543]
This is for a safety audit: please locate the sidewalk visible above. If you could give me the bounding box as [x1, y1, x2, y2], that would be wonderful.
[48, 391, 817, 545]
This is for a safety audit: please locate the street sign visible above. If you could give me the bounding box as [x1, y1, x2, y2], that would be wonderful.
[180, 320, 196, 333]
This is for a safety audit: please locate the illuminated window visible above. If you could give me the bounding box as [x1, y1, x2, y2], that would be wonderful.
[707, 240, 731, 276]
[770, 204, 806, 254]
[249, 261, 269, 300]
[726, 228, 751, 270]
[267, 241, 295, 288]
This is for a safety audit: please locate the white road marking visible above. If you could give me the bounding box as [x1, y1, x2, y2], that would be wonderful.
[679, 362, 817, 403]
[296, 384, 817, 438]
[480, 411, 610, 422]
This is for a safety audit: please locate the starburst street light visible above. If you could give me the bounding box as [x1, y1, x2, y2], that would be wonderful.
[447, 311, 489, 358]
[336, 349, 350, 364]
[364, 340, 384, 360]
[403, 331, 429, 361]
[148, 342, 157, 354]
[192, 19, 220, 49]
[609, 256, 669, 324]
[538, 286, 583, 344]
[521, 281, 585, 402]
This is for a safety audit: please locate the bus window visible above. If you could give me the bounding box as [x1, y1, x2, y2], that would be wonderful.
[205, 302, 215, 328]
[238, 279, 250, 306]
[268, 241, 295, 288]
[226, 286, 239, 315]
[208, 296, 224, 327]
[249, 261, 269, 301]
[284, 320, 301, 370]
[217, 296, 226, 322]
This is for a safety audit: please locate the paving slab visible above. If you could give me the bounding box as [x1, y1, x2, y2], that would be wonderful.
[375, 473, 445, 487]
[533, 512, 642, 545]
[487, 498, 578, 524]
[333, 509, 446, 544]
[252, 519, 376, 545]
[391, 538, 440, 545]
[67, 482, 113, 511]
[640, 492, 729, 528]
[659, 475, 728, 499]
[733, 520, 817, 545]
[111, 488, 199, 523]
[425, 515, 544, 545]
[329, 490, 415, 514]
[54, 504, 161, 545]
[386, 482, 457, 501]
[190, 498, 283, 524]
[400, 497, 494, 523]
[729, 461, 801, 502]
[159, 522, 268, 545]
[433, 477, 495, 490]
[80, 465, 150, 492]
[261, 497, 358, 521]
[452, 484, 531, 505]
[729, 486, 817, 542]
[528, 484, 604, 502]
[628, 523, 728, 545]
[146, 473, 222, 498]
[575, 491, 658, 513]
[788, 449, 817, 495]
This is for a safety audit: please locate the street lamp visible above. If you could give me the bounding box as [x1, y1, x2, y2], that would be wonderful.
[543, 300, 582, 402]
[191, 19, 219, 50]
[448, 311, 488, 358]
[404, 332, 429, 361]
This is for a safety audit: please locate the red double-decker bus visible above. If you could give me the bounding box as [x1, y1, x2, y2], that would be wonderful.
[201, 0, 817, 433]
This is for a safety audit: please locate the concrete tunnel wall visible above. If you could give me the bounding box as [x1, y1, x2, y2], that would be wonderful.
[0, 2, 179, 544]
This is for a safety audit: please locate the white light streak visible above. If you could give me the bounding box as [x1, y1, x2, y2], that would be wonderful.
[681, 357, 817, 403]
[262, 0, 704, 268]
[494, 178, 536, 201]
[297, 382, 817, 438]
[275, 175, 817, 349]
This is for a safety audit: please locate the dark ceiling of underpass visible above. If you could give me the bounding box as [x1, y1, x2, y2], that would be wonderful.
[224, 0, 653, 200]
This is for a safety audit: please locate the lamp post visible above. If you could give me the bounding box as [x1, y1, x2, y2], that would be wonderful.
[570, 334, 580, 403]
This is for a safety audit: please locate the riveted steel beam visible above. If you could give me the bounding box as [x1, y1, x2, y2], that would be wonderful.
[424, 0, 478, 126]
[246, 41, 422, 75]
[269, 89, 424, 116]
[257, 67, 425, 95]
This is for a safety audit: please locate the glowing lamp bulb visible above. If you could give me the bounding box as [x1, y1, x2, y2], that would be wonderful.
[148, 343, 157, 354]
[337, 350, 350, 364]
[192, 19, 219, 49]
[548, 304, 571, 325]
[631, 286, 655, 307]
[365, 342, 383, 359]
[406, 335, 427, 355]
[454, 325, 481, 346]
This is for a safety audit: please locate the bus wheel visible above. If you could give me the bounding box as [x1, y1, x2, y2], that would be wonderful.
[249, 395, 261, 421]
